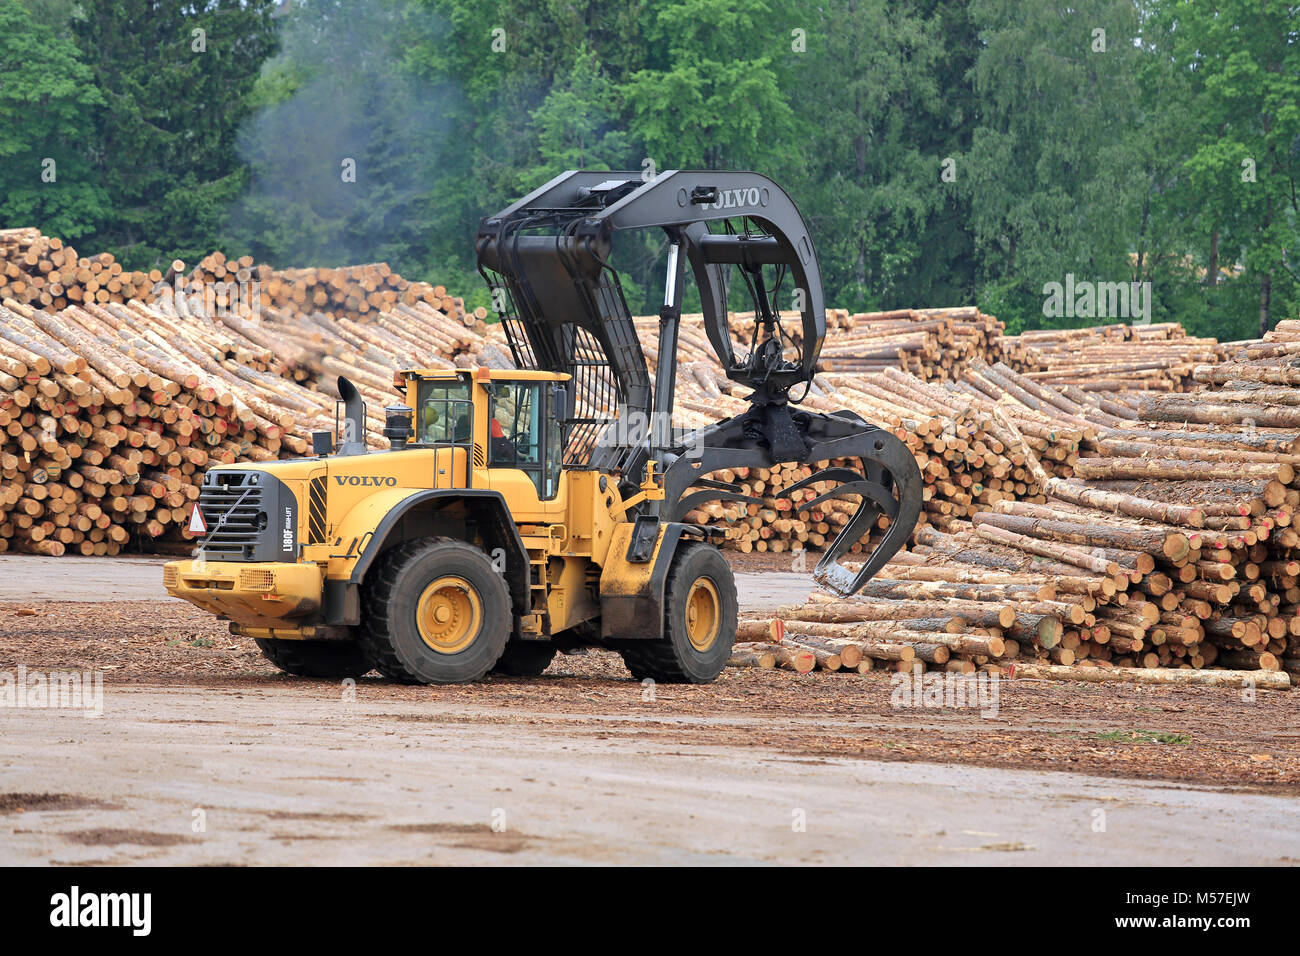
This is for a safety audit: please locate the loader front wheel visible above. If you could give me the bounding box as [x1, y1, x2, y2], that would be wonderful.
[254, 637, 373, 679]
[360, 538, 511, 684]
[619, 543, 737, 684]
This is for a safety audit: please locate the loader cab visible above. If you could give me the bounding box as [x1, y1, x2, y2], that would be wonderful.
[404, 368, 569, 501]
[486, 378, 565, 499]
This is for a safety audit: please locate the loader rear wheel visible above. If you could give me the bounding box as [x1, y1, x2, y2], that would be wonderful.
[359, 537, 511, 684]
[254, 637, 373, 679]
[619, 542, 737, 684]
[492, 641, 557, 677]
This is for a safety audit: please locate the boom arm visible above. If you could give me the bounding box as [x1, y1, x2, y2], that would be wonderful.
[477, 170, 824, 396]
[476, 170, 922, 596]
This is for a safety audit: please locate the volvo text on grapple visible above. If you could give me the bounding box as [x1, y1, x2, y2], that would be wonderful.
[163, 171, 923, 684]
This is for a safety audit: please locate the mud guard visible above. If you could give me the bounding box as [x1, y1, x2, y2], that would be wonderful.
[329, 489, 530, 625]
[599, 522, 708, 639]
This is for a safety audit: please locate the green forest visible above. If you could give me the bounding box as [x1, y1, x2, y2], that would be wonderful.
[2, 0, 1297, 338]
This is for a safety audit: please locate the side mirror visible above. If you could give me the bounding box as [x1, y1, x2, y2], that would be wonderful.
[552, 383, 574, 422]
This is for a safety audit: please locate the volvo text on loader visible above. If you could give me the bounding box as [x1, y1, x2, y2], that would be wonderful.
[163, 171, 923, 684]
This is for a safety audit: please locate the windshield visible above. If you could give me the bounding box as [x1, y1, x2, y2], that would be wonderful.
[416, 380, 472, 444]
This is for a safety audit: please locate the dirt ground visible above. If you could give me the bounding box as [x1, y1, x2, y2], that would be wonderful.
[4, 597, 1299, 789]
[1, 552, 1299, 864]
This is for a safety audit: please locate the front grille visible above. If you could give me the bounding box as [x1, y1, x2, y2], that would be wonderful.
[198, 471, 267, 558]
[239, 568, 276, 592]
[162, 565, 178, 589]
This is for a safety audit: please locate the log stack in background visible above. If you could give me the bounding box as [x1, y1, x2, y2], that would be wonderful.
[0, 228, 160, 310]
[814, 306, 1022, 380]
[2, 226, 1298, 683]
[1003, 323, 1224, 393]
[711, 305, 1017, 381]
[0, 270, 497, 555]
[181, 251, 492, 328]
[0, 231, 494, 328]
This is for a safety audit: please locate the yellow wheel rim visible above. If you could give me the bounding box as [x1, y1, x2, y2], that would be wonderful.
[685, 578, 721, 652]
[415, 576, 482, 653]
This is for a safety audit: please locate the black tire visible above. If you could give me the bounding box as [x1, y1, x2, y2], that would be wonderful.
[619, 542, 737, 684]
[254, 637, 372, 678]
[492, 641, 557, 677]
[359, 537, 511, 684]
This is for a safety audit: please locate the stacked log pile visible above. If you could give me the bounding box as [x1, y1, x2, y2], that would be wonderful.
[729, 390, 1300, 681]
[0, 293, 345, 555]
[713, 305, 1015, 381]
[733, 545, 1105, 674]
[933, 385, 1299, 677]
[723, 323, 1300, 683]
[161, 251, 493, 330]
[734, 496, 1296, 683]
[0, 228, 160, 310]
[0, 285, 500, 554]
[1003, 323, 1224, 393]
[814, 306, 1021, 380]
[178, 251, 492, 328]
[0, 230, 493, 329]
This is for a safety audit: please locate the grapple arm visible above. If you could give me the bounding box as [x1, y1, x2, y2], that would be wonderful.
[475, 170, 922, 596]
[661, 408, 923, 597]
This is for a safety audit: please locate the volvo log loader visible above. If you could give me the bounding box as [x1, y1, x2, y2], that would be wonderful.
[163, 171, 923, 684]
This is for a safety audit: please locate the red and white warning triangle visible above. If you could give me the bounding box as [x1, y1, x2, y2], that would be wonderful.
[188, 503, 208, 535]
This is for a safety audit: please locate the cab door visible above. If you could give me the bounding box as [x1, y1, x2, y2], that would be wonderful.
[486, 381, 566, 520]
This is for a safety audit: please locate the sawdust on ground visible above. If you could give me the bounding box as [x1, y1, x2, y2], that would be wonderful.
[2, 598, 1296, 792]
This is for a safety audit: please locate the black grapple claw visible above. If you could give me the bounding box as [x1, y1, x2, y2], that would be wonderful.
[662, 409, 923, 596]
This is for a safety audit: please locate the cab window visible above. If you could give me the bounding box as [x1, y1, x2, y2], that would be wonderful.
[490, 382, 541, 467]
[544, 394, 562, 497]
[490, 381, 564, 499]
[417, 380, 472, 445]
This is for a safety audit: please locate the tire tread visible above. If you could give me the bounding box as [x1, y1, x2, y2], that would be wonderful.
[619, 542, 737, 684]
[359, 536, 509, 684]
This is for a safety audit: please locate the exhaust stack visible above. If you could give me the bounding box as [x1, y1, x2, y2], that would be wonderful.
[335, 376, 368, 456]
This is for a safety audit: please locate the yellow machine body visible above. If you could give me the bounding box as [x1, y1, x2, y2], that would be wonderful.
[164, 367, 688, 644]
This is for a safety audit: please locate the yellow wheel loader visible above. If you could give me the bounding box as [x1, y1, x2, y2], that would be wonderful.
[164, 171, 922, 684]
